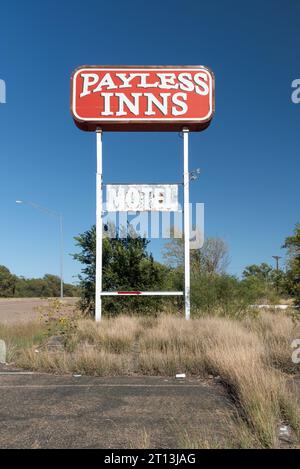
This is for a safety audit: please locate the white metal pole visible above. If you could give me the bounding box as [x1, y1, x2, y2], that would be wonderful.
[95, 130, 103, 321]
[183, 128, 190, 320]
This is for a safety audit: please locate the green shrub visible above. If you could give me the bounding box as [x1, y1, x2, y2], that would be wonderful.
[190, 274, 261, 317]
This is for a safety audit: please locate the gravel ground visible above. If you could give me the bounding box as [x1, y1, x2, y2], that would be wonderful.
[0, 298, 79, 324]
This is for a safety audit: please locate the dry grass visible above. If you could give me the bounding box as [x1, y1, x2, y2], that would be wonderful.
[2, 309, 300, 448]
[18, 346, 130, 376]
[129, 429, 151, 449]
[138, 315, 300, 447]
[74, 315, 142, 353]
[243, 311, 300, 373]
[178, 414, 261, 449]
[0, 321, 45, 362]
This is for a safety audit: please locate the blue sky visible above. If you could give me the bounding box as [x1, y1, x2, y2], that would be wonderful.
[0, 0, 299, 284]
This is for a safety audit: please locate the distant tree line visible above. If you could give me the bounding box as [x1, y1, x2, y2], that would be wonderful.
[73, 223, 300, 317]
[0, 267, 79, 298]
[2, 223, 298, 312]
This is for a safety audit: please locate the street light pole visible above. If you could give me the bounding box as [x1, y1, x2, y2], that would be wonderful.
[59, 213, 64, 299]
[16, 200, 64, 299]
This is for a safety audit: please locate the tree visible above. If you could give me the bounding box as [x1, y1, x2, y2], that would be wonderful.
[191, 273, 262, 317]
[242, 262, 283, 301]
[0, 265, 16, 297]
[14, 274, 79, 297]
[194, 238, 229, 275]
[73, 225, 169, 315]
[162, 234, 255, 315]
[282, 223, 300, 305]
[242, 263, 274, 282]
[163, 235, 229, 275]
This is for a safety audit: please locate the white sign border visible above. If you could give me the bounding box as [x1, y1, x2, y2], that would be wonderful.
[72, 67, 214, 123]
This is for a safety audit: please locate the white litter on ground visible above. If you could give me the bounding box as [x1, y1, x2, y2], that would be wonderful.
[279, 425, 290, 436]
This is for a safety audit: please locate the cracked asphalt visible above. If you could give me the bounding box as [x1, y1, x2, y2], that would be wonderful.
[0, 371, 233, 448]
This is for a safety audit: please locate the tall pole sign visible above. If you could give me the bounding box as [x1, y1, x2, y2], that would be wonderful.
[71, 65, 215, 320]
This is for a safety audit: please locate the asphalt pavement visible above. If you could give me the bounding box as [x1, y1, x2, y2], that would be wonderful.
[0, 371, 233, 449]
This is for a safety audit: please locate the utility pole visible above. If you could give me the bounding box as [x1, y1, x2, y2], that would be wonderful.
[272, 255, 282, 271]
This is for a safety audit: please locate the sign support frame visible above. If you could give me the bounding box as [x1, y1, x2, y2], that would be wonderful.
[95, 128, 191, 321]
[95, 129, 103, 322]
[183, 128, 190, 320]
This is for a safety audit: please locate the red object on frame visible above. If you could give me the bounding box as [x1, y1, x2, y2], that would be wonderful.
[71, 65, 215, 132]
[117, 291, 142, 295]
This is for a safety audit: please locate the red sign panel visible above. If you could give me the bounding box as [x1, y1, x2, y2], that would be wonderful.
[71, 66, 214, 132]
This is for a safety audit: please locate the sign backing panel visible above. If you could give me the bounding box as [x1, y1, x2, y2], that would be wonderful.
[106, 184, 178, 212]
[71, 66, 214, 131]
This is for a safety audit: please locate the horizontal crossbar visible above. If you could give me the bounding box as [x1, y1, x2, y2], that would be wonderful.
[103, 182, 183, 186]
[100, 291, 183, 296]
